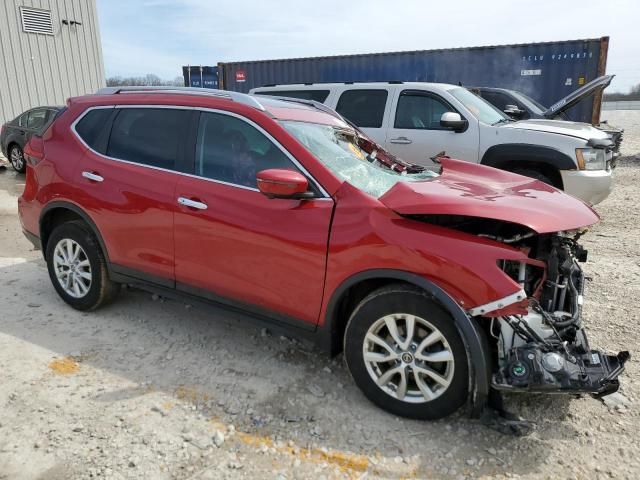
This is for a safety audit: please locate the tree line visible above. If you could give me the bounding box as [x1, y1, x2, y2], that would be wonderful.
[106, 74, 184, 87]
[604, 83, 640, 101]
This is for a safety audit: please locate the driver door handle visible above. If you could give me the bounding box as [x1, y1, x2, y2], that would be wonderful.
[178, 197, 208, 210]
[82, 171, 104, 182]
[389, 137, 413, 145]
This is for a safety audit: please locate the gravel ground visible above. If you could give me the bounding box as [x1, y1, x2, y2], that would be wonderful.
[0, 113, 639, 479]
[601, 110, 640, 157]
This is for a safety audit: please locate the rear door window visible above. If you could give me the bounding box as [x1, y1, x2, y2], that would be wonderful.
[255, 90, 330, 103]
[107, 108, 191, 171]
[335, 89, 388, 128]
[75, 108, 114, 152]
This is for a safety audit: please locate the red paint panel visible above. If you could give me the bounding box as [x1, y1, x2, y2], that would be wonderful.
[318, 182, 533, 325]
[73, 150, 178, 281]
[380, 158, 599, 233]
[174, 176, 334, 323]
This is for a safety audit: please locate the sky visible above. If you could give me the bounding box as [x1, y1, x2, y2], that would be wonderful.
[96, 0, 640, 93]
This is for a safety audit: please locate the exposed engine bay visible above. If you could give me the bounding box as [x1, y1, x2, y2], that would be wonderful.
[490, 230, 629, 396]
[415, 214, 629, 399]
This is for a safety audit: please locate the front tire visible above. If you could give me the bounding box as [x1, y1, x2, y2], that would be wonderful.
[9, 144, 26, 173]
[511, 168, 553, 186]
[344, 284, 468, 420]
[46, 221, 119, 311]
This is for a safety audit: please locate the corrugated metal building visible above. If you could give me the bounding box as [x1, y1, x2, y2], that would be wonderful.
[0, 0, 105, 125]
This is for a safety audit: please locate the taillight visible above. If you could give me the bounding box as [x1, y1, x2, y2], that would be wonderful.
[1, 123, 6, 135]
[24, 136, 45, 166]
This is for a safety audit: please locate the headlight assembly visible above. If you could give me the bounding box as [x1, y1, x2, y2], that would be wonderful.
[575, 148, 606, 171]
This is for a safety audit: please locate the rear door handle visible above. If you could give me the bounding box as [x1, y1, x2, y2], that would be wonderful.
[389, 137, 413, 145]
[178, 197, 208, 210]
[82, 171, 104, 182]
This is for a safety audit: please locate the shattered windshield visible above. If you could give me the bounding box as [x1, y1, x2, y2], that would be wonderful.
[280, 121, 438, 198]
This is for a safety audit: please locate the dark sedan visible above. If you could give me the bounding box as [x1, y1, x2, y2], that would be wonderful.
[1, 106, 64, 172]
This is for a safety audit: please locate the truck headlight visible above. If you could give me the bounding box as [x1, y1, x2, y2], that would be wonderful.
[576, 148, 606, 170]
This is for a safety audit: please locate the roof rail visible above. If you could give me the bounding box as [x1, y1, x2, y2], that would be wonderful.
[94, 86, 266, 111]
[256, 81, 405, 87]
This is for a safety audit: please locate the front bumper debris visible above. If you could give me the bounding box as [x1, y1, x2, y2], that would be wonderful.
[492, 345, 629, 397]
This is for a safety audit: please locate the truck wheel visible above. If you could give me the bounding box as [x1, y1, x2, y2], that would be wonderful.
[344, 284, 468, 420]
[46, 221, 119, 311]
[512, 168, 553, 186]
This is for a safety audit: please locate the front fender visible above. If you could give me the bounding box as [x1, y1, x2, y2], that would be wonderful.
[320, 269, 491, 417]
[481, 143, 577, 171]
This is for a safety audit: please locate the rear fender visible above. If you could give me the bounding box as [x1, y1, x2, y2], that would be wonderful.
[39, 201, 109, 265]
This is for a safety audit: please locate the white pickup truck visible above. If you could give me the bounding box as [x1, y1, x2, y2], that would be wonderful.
[251, 82, 615, 205]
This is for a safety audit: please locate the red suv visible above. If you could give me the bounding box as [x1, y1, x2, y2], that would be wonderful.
[18, 87, 627, 421]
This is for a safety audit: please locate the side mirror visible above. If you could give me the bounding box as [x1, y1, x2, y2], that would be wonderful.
[504, 105, 526, 118]
[440, 112, 467, 132]
[257, 169, 311, 199]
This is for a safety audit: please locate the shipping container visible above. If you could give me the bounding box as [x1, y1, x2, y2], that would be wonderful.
[218, 37, 609, 124]
[182, 66, 219, 89]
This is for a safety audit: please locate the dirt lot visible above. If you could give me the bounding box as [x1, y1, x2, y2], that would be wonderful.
[0, 114, 639, 480]
[601, 110, 640, 157]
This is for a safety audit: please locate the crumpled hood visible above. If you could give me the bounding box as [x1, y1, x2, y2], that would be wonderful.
[379, 158, 599, 234]
[500, 119, 611, 142]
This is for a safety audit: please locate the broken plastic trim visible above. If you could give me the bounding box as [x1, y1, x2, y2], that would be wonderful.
[467, 289, 526, 316]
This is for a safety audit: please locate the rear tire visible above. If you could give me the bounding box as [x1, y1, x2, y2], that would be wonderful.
[344, 284, 468, 420]
[9, 144, 25, 173]
[46, 221, 119, 311]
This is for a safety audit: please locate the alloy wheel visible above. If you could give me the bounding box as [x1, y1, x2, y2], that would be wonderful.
[10, 146, 24, 171]
[53, 238, 92, 298]
[363, 313, 455, 403]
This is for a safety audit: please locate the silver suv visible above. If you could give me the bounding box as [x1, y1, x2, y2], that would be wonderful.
[251, 82, 616, 205]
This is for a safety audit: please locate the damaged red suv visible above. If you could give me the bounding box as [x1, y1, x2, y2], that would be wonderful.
[18, 87, 627, 421]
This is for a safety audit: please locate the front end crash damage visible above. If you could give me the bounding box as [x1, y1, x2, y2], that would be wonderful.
[384, 160, 628, 429]
[412, 213, 629, 411]
[468, 226, 629, 398]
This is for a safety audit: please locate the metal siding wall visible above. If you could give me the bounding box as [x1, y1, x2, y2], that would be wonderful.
[0, 0, 105, 125]
[0, 2, 20, 119]
[221, 38, 605, 123]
